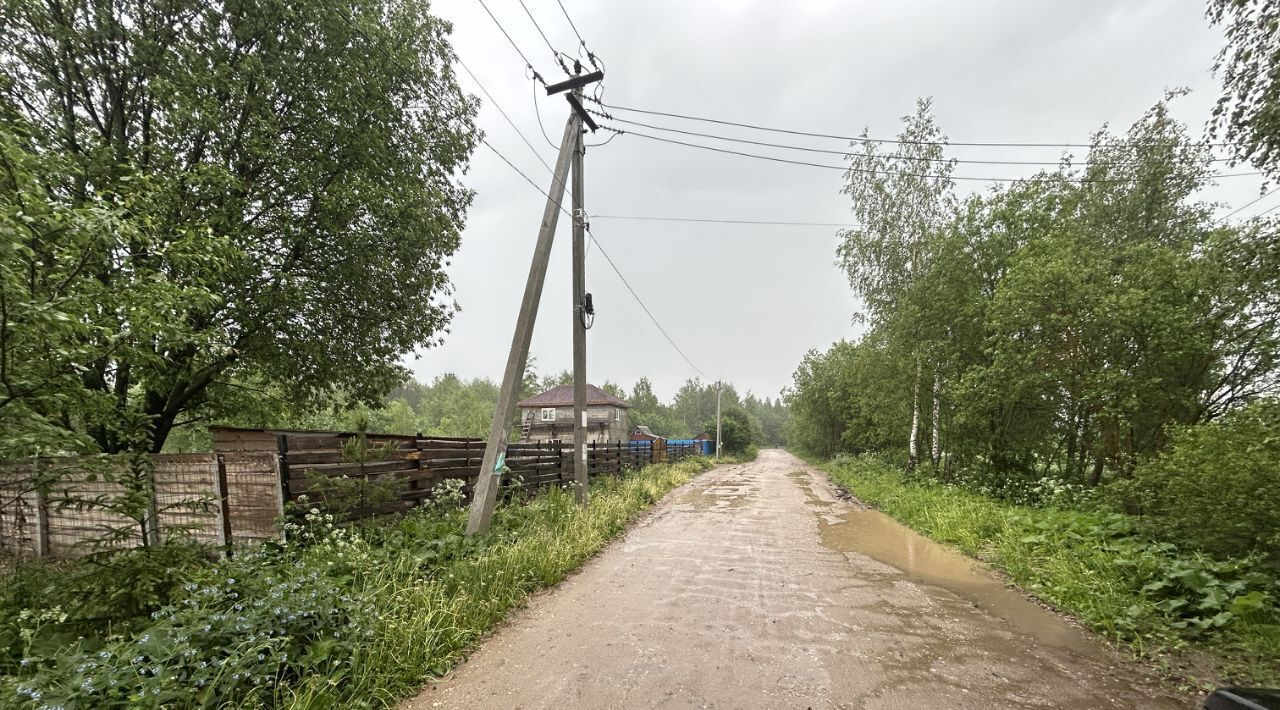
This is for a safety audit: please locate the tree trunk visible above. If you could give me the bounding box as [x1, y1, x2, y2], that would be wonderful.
[907, 361, 921, 471]
[930, 371, 941, 467]
[1089, 455, 1105, 486]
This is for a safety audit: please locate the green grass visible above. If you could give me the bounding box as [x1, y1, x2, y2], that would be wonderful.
[820, 454, 1280, 690]
[3, 458, 714, 709]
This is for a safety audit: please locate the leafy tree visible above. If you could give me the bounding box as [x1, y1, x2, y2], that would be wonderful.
[1209, 0, 1280, 177]
[703, 408, 759, 456]
[0, 123, 222, 457]
[796, 94, 1280, 502]
[836, 98, 957, 468]
[0, 0, 478, 453]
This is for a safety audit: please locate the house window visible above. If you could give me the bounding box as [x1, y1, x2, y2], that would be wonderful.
[541, 407, 556, 422]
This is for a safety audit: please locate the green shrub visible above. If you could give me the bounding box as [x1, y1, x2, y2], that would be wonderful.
[1116, 399, 1280, 563]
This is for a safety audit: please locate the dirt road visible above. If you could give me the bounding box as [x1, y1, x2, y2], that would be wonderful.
[405, 449, 1187, 709]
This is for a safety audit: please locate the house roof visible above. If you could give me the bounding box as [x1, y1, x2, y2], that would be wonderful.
[517, 384, 632, 409]
[631, 425, 664, 440]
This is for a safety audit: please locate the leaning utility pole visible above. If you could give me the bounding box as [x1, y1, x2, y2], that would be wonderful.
[570, 84, 590, 506]
[466, 68, 604, 536]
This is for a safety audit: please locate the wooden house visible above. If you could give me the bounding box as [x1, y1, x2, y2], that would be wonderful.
[517, 384, 631, 443]
[629, 426, 665, 442]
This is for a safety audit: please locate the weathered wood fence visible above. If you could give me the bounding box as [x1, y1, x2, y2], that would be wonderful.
[0, 452, 280, 560]
[0, 427, 703, 559]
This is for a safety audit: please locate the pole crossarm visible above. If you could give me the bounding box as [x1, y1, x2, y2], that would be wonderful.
[545, 70, 603, 96]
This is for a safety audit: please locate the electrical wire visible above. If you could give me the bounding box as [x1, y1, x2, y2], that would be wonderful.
[457, 56, 556, 176]
[478, 141, 713, 383]
[599, 126, 1266, 184]
[532, 79, 561, 150]
[555, 0, 597, 68]
[589, 98, 1249, 150]
[1256, 200, 1280, 218]
[585, 232, 713, 382]
[1219, 187, 1280, 221]
[475, 0, 547, 84]
[583, 130, 620, 148]
[518, 0, 573, 75]
[591, 214, 857, 228]
[587, 109, 1235, 167]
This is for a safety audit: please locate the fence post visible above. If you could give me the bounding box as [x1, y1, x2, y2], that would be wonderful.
[275, 434, 291, 504]
[274, 435, 291, 541]
[33, 486, 49, 559]
[141, 458, 162, 548]
[411, 433, 424, 502]
[213, 454, 233, 558]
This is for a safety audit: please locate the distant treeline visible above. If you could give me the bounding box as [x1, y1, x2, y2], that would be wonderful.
[166, 368, 789, 455]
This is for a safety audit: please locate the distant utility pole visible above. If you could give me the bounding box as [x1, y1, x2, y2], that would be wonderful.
[466, 67, 603, 536]
[715, 381, 722, 461]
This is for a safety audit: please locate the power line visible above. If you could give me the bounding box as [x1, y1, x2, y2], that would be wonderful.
[588, 109, 1235, 167]
[532, 80, 561, 150]
[1220, 187, 1280, 221]
[456, 57, 555, 176]
[518, 0, 573, 75]
[1257, 200, 1280, 218]
[586, 232, 713, 382]
[555, 0, 597, 67]
[591, 214, 857, 228]
[590, 98, 1248, 150]
[599, 126, 1266, 184]
[479, 141, 713, 382]
[475, 0, 547, 84]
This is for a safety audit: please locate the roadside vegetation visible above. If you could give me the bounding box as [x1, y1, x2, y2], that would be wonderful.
[788, 3, 1280, 687]
[0, 458, 713, 708]
[822, 455, 1279, 687]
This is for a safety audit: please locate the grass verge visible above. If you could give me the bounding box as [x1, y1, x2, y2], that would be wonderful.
[3, 457, 714, 709]
[819, 454, 1280, 690]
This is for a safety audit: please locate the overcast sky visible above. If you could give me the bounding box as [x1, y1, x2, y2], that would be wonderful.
[406, 0, 1270, 403]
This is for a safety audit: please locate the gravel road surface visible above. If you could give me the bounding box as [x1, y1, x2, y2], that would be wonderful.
[403, 449, 1187, 709]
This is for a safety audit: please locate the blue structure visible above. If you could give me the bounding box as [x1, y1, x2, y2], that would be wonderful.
[667, 439, 714, 456]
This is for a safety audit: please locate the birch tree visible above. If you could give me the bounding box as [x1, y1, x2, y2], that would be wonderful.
[836, 98, 957, 469]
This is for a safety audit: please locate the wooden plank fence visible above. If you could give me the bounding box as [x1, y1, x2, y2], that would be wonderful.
[255, 427, 703, 520]
[0, 427, 708, 558]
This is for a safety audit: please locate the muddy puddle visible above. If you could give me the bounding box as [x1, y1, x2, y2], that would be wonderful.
[819, 508, 1103, 658]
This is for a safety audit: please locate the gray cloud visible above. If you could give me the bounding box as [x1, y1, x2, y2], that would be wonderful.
[409, 0, 1266, 401]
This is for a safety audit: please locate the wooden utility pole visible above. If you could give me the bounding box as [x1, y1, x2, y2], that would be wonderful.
[571, 85, 590, 506]
[466, 116, 578, 536]
[715, 381, 723, 461]
[466, 67, 603, 535]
